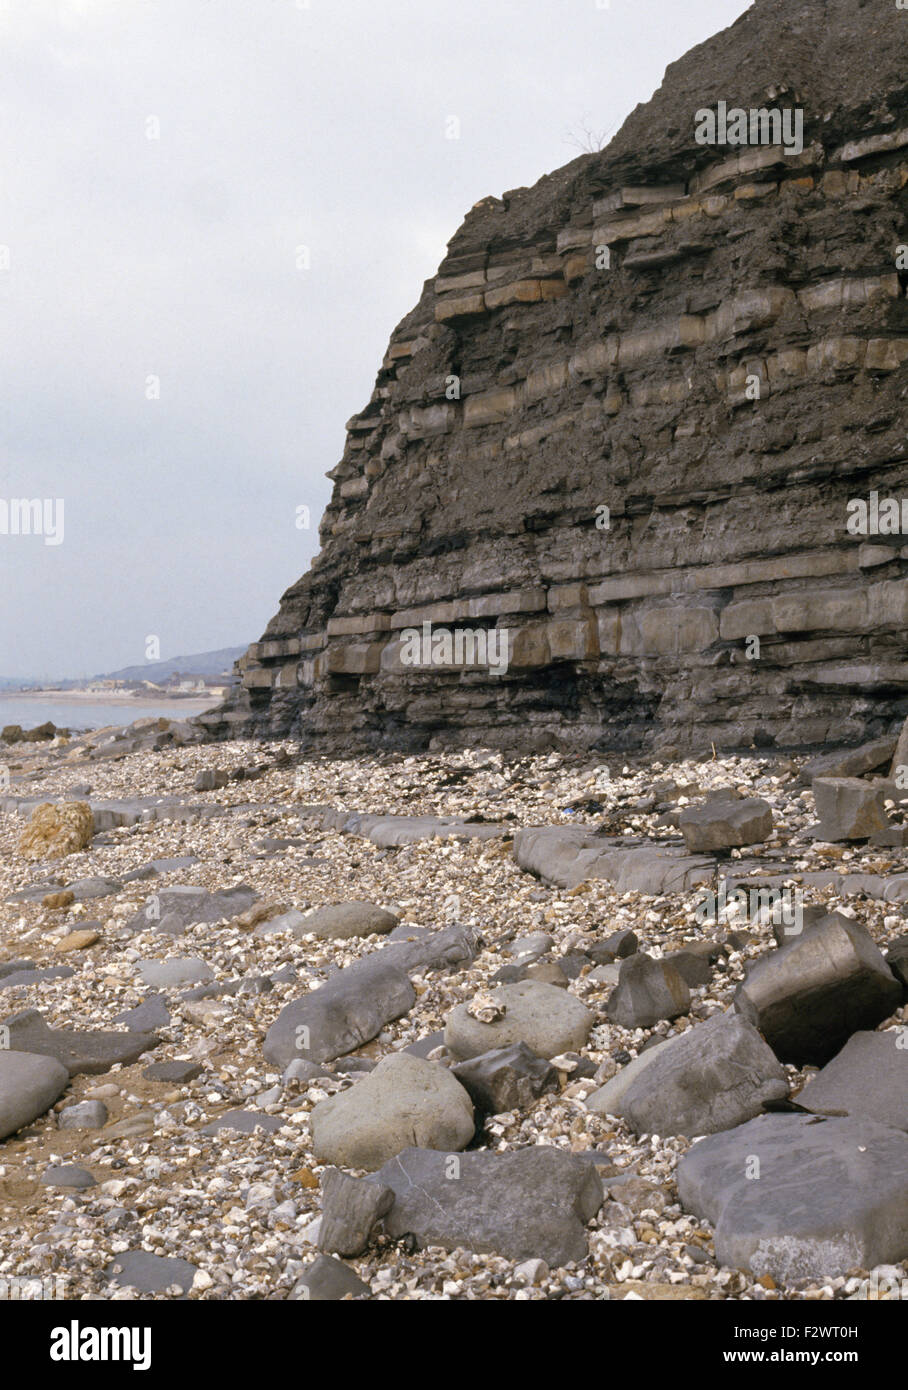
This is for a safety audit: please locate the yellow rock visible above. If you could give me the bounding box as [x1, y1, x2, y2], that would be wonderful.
[291, 1167, 319, 1188]
[621, 1281, 708, 1300]
[18, 802, 93, 861]
[42, 890, 75, 909]
[55, 930, 100, 953]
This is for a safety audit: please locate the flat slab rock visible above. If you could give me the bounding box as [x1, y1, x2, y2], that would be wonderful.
[106, 1249, 198, 1295]
[445, 980, 593, 1060]
[798, 1030, 908, 1131]
[678, 795, 773, 853]
[202, 1109, 283, 1136]
[126, 884, 259, 934]
[677, 1113, 908, 1282]
[1, 1008, 160, 1077]
[292, 1254, 371, 1301]
[513, 826, 714, 894]
[369, 1145, 604, 1267]
[587, 1013, 788, 1137]
[308, 809, 511, 847]
[0, 1051, 70, 1140]
[310, 1052, 474, 1169]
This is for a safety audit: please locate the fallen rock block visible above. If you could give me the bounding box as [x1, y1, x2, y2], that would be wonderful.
[677, 1113, 908, 1282]
[733, 913, 902, 1065]
[264, 956, 415, 1068]
[798, 1030, 908, 1131]
[587, 1013, 788, 1136]
[317, 1169, 394, 1257]
[678, 795, 773, 853]
[812, 777, 889, 841]
[606, 952, 690, 1029]
[310, 1053, 474, 1170]
[801, 737, 896, 784]
[445, 980, 593, 1060]
[369, 1145, 604, 1266]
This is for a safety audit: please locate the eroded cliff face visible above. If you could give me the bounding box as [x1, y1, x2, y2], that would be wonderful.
[206, 0, 908, 755]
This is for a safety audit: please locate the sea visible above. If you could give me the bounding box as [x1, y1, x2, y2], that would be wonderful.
[0, 695, 219, 734]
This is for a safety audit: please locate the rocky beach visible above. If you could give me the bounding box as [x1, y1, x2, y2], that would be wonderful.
[0, 715, 905, 1302]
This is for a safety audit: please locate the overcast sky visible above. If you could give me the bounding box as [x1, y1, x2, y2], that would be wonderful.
[0, 0, 750, 679]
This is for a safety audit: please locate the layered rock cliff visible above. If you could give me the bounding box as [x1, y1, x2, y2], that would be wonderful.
[206, 0, 908, 754]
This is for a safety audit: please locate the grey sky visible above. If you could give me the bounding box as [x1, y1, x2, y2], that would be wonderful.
[0, 0, 749, 678]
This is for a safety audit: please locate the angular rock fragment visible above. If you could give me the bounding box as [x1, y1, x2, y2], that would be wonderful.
[886, 936, 908, 994]
[451, 1041, 559, 1114]
[202, 1110, 283, 1136]
[317, 1169, 394, 1257]
[606, 953, 690, 1029]
[677, 1113, 908, 1281]
[142, 1060, 202, 1083]
[733, 913, 902, 1065]
[678, 795, 773, 853]
[369, 1145, 604, 1266]
[310, 1053, 474, 1169]
[292, 1254, 370, 1301]
[41, 1164, 95, 1189]
[587, 1014, 788, 1136]
[445, 980, 593, 1060]
[0, 1051, 70, 1139]
[812, 776, 890, 842]
[798, 1030, 908, 1131]
[57, 1099, 108, 1129]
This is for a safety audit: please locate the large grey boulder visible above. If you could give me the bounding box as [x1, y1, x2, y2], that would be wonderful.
[264, 955, 416, 1067]
[677, 1113, 908, 1282]
[587, 1014, 788, 1136]
[300, 901, 399, 940]
[444, 981, 593, 1060]
[678, 795, 773, 853]
[812, 777, 889, 841]
[798, 1030, 908, 1131]
[0, 1051, 69, 1139]
[733, 913, 902, 1065]
[318, 1169, 394, 1257]
[802, 738, 897, 784]
[606, 952, 690, 1029]
[369, 1145, 604, 1266]
[452, 1042, 559, 1114]
[1, 1009, 160, 1077]
[310, 1053, 474, 1170]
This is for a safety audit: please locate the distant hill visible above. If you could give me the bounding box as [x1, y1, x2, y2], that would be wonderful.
[99, 646, 248, 684]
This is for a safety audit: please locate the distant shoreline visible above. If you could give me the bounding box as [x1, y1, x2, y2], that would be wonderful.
[1, 690, 221, 712]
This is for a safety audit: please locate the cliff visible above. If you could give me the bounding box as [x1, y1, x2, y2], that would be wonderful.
[205, 0, 908, 754]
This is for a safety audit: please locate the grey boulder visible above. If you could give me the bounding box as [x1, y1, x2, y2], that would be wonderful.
[812, 777, 889, 842]
[57, 1099, 108, 1129]
[733, 913, 902, 1065]
[445, 981, 593, 1061]
[0, 1051, 69, 1139]
[126, 884, 258, 934]
[264, 955, 415, 1068]
[310, 1053, 474, 1169]
[137, 958, 214, 989]
[300, 901, 399, 939]
[677, 1113, 908, 1281]
[587, 1014, 788, 1136]
[106, 1249, 198, 1294]
[291, 1254, 370, 1301]
[798, 1030, 908, 1131]
[369, 1145, 603, 1266]
[606, 952, 690, 1030]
